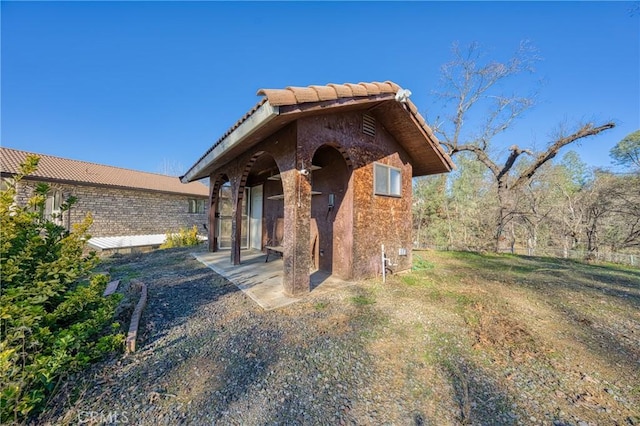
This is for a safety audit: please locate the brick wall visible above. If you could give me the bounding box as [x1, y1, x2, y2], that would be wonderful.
[16, 181, 208, 237]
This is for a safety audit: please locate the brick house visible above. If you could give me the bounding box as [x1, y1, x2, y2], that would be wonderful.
[181, 80, 454, 296]
[1, 147, 209, 251]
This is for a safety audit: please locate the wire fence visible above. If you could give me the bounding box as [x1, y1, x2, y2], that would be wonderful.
[415, 244, 639, 268]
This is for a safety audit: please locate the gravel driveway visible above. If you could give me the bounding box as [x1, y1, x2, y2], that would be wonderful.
[38, 246, 640, 425]
[39, 246, 438, 425]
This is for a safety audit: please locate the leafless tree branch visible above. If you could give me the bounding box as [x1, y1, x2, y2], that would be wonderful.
[512, 122, 615, 190]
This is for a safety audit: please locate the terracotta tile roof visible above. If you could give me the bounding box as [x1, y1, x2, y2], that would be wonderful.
[184, 80, 454, 181]
[256, 81, 400, 106]
[1, 147, 209, 197]
[187, 81, 402, 175]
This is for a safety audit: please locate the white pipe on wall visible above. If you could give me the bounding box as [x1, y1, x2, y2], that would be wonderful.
[381, 244, 386, 284]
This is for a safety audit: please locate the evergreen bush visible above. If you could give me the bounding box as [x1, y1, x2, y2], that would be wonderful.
[160, 225, 201, 248]
[0, 155, 124, 423]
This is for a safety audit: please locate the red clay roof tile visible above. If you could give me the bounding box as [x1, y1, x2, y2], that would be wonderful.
[358, 82, 381, 95]
[386, 81, 402, 92]
[344, 83, 368, 97]
[287, 86, 320, 104]
[407, 101, 419, 116]
[327, 83, 353, 97]
[255, 89, 295, 106]
[1, 147, 209, 196]
[310, 85, 339, 101]
[372, 81, 395, 92]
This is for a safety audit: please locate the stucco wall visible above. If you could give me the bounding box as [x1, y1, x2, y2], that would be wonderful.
[201, 106, 420, 295]
[207, 109, 414, 287]
[16, 181, 208, 237]
[297, 111, 413, 279]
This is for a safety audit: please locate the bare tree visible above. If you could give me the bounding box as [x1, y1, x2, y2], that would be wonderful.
[430, 42, 615, 252]
[158, 159, 185, 177]
[586, 172, 640, 253]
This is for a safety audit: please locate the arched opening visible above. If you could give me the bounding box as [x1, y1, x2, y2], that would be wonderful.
[310, 144, 353, 278]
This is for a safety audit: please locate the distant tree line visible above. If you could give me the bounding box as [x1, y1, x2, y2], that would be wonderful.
[414, 42, 640, 262]
[413, 149, 640, 260]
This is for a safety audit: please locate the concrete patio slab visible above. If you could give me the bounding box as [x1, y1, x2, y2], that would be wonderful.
[193, 250, 353, 310]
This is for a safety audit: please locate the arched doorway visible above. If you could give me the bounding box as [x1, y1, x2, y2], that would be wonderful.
[310, 144, 353, 278]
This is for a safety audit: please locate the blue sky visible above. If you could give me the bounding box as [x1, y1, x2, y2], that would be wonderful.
[2, 1, 638, 177]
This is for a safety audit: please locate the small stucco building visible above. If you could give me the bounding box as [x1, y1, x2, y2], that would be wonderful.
[1, 147, 209, 252]
[181, 80, 453, 296]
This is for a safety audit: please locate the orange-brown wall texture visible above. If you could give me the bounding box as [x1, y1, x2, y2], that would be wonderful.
[297, 111, 413, 279]
[207, 109, 415, 283]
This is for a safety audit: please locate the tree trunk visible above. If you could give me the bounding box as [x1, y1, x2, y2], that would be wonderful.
[495, 182, 513, 253]
[585, 210, 599, 261]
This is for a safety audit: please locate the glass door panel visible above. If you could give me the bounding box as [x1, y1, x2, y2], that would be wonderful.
[217, 183, 249, 250]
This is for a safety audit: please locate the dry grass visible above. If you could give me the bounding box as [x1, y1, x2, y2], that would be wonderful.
[361, 250, 640, 425]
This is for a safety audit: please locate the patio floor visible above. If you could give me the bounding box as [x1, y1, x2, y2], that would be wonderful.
[193, 250, 354, 310]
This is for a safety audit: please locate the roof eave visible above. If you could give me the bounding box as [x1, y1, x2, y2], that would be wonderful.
[371, 100, 455, 177]
[181, 102, 280, 183]
[0, 173, 209, 197]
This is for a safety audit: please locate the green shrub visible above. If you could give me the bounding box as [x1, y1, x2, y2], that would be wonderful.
[313, 301, 329, 310]
[161, 225, 201, 248]
[0, 155, 124, 423]
[412, 255, 435, 271]
[350, 294, 376, 306]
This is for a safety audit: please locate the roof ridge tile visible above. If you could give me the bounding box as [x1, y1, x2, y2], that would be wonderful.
[358, 82, 381, 95]
[286, 86, 320, 104]
[309, 85, 339, 101]
[327, 83, 353, 98]
[344, 83, 368, 97]
[372, 81, 395, 93]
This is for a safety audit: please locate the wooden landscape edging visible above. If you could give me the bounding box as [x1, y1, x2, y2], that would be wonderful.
[125, 279, 147, 353]
[103, 279, 120, 296]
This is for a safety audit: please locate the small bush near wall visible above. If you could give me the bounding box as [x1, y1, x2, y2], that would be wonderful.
[0, 155, 124, 423]
[161, 225, 201, 249]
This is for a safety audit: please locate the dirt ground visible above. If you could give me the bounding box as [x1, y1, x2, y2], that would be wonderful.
[38, 247, 639, 425]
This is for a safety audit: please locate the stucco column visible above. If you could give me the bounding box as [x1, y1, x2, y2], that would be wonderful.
[281, 168, 311, 296]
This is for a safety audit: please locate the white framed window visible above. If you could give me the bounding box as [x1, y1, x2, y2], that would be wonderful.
[45, 190, 63, 222]
[189, 199, 205, 214]
[374, 163, 402, 197]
